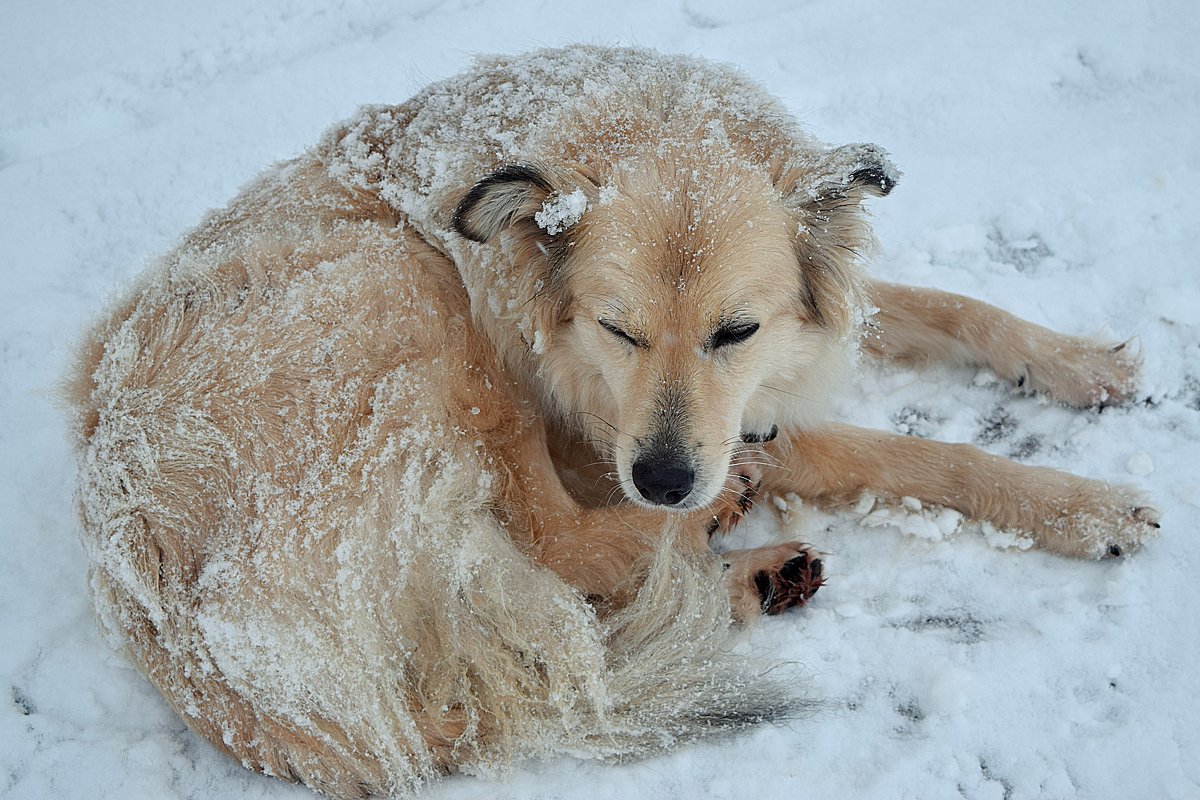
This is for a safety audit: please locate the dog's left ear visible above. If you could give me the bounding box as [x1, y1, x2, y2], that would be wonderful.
[791, 143, 899, 208]
[780, 143, 899, 334]
[452, 163, 597, 243]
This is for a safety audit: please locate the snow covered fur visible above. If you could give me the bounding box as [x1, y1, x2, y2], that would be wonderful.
[68, 45, 1158, 797]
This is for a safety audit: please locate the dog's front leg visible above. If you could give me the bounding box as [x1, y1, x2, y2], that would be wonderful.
[695, 470, 826, 622]
[515, 453, 806, 619]
[764, 424, 1159, 559]
[865, 281, 1141, 408]
[528, 475, 767, 608]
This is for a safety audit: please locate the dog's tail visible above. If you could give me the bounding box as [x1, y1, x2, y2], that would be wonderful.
[593, 522, 803, 750]
[444, 512, 804, 772]
[364, 454, 801, 792]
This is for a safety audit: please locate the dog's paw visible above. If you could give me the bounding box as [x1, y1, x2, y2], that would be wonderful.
[704, 464, 762, 537]
[754, 547, 824, 615]
[1033, 484, 1161, 559]
[724, 542, 824, 621]
[1019, 336, 1141, 408]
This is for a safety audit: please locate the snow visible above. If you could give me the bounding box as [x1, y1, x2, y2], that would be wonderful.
[2, 1, 1199, 799]
[535, 189, 589, 236]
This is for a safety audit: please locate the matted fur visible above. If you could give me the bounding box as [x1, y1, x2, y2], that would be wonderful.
[69, 45, 1157, 797]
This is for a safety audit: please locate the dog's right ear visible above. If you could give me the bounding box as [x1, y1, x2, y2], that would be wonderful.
[454, 162, 600, 243]
[452, 164, 599, 353]
[452, 164, 558, 243]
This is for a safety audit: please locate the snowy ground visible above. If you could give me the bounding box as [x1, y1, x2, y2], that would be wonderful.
[3, 1, 1199, 798]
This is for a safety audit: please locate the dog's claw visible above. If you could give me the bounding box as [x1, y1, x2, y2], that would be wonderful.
[706, 465, 761, 537]
[1132, 505, 1161, 528]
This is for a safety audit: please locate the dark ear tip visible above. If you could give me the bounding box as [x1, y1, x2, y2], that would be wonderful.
[847, 143, 899, 196]
[452, 163, 554, 243]
[485, 163, 554, 191]
[451, 195, 490, 242]
[796, 143, 900, 205]
[850, 165, 897, 196]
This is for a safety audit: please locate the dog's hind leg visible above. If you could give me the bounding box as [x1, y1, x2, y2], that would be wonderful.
[865, 280, 1140, 407]
[762, 424, 1159, 559]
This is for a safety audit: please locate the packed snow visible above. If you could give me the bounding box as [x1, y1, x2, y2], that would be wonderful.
[3, 1, 1199, 799]
[535, 189, 589, 236]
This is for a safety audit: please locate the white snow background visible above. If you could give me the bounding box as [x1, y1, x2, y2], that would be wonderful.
[3, 1, 1199, 798]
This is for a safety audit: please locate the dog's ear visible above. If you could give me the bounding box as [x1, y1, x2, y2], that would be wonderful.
[453, 164, 556, 243]
[791, 143, 899, 208]
[780, 144, 898, 334]
[453, 163, 597, 243]
[452, 164, 598, 354]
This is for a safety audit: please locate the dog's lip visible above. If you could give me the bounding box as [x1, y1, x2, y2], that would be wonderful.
[740, 424, 779, 444]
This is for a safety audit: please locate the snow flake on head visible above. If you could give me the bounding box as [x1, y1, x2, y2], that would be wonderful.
[598, 183, 620, 206]
[530, 329, 547, 354]
[854, 303, 880, 326]
[535, 189, 589, 235]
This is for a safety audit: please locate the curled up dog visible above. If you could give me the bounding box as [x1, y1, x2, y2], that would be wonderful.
[68, 45, 1159, 797]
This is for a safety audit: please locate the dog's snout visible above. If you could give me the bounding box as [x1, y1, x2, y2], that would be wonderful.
[631, 456, 695, 506]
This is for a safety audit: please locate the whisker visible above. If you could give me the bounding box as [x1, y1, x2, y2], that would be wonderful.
[722, 445, 785, 469]
[568, 410, 621, 438]
[602, 481, 628, 509]
[728, 462, 781, 471]
[729, 448, 785, 465]
[762, 383, 812, 402]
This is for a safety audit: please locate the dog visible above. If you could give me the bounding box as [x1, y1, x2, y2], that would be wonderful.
[68, 45, 1158, 797]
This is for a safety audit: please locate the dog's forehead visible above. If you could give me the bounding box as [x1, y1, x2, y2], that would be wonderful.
[573, 158, 799, 318]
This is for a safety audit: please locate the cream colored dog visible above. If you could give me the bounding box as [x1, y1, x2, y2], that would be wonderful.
[69, 45, 1157, 797]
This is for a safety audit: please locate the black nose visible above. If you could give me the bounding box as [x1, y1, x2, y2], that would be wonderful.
[631, 456, 695, 506]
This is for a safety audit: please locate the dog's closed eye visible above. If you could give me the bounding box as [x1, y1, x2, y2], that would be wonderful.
[709, 322, 759, 350]
[599, 319, 646, 348]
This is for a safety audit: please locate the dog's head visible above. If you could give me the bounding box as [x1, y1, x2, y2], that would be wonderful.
[453, 141, 896, 510]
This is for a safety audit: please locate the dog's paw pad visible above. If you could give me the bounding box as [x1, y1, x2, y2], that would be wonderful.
[756, 548, 824, 615]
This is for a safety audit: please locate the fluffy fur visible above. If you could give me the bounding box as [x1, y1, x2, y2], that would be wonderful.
[68, 45, 1157, 797]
